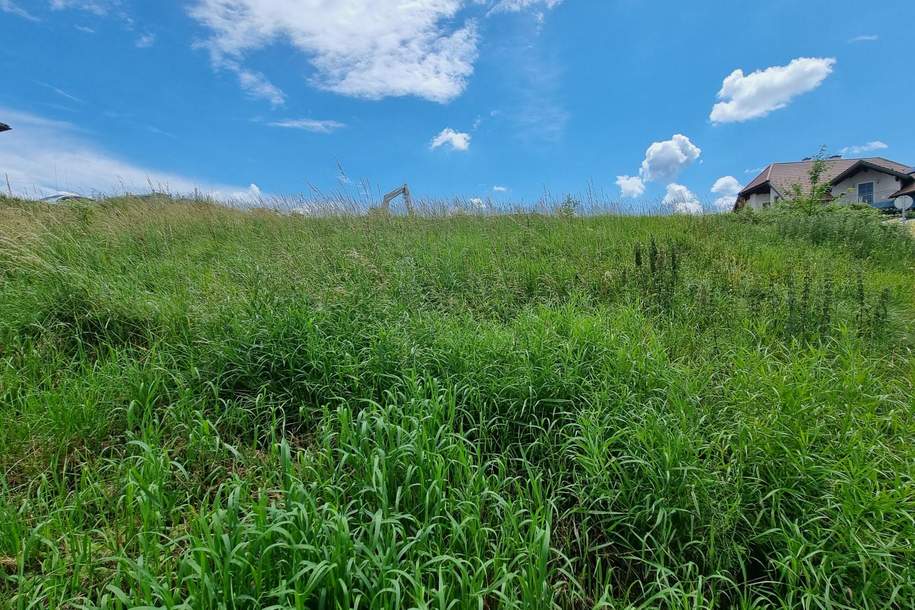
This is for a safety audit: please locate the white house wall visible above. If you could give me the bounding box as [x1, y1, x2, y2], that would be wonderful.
[747, 190, 772, 209]
[831, 169, 901, 204]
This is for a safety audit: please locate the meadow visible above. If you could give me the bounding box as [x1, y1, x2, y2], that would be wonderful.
[0, 196, 913, 609]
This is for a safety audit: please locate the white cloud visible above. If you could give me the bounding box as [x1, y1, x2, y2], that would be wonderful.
[188, 0, 481, 104]
[50, 0, 117, 15]
[712, 198, 735, 212]
[268, 118, 346, 133]
[840, 140, 888, 155]
[187, 1, 560, 105]
[0, 106, 257, 201]
[146, 125, 177, 139]
[849, 34, 878, 43]
[50, 1, 137, 32]
[616, 134, 700, 198]
[230, 64, 286, 106]
[711, 176, 741, 195]
[1, 0, 39, 20]
[639, 134, 701, 182]
[37, 81, 85, 105]
[136, 33, 156, 48]
[490, 0, 562, 13]
[711, 175, 742, 211]
[430, 127, 471, 151]
[616, 175, 645, 198]
[493, 185, 508, 192]
[662, 183, 703, 215]
[710, 57, 836, 124]
[469, 197, 485, 208]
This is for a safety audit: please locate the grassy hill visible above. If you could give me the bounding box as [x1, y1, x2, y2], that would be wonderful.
[1, 197, 913, 609]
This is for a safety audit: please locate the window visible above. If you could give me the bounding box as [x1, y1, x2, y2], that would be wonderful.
[858, 182, 874, 204]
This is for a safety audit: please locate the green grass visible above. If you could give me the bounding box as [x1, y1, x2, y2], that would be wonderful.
[1, 197, 913, 609]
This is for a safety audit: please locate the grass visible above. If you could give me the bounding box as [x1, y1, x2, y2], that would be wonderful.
[0, 195, 913, 609]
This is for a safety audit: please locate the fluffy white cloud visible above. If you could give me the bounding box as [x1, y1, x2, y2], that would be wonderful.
[711, 176, 741, 195]
[840, 140, 887, 155]
[639, 134, 701, 182]
[188, 1, 560, 104]
[616, 134, 700, 198]
[710, 57, 836, 124]
[268, 118, 346, 133]
[430, 127, 471, 151]
[189, 0, 479, 104]
[1, 0, 39, 20]
[711, 175, 742, 211]
[662, 183, 703, 215]
[0, 107, 258, 200]
[493, 185, 508, 192]
[616, 175, 645, 198]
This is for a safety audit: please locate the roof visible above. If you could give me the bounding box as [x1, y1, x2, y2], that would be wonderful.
[739, 157, 914, 199]
[891, 181, 915, 199]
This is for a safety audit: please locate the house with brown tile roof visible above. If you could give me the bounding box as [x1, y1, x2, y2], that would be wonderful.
[734, 156, 914, 211]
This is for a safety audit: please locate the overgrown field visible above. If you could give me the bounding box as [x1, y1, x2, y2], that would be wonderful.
[1, 198, 913, 609]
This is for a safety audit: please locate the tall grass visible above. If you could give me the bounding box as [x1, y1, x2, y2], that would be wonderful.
[1, 196, 913, 609]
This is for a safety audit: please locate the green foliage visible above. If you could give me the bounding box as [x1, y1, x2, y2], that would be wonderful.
[1, 198, 914, 609]
[752, 199, 915, 262]
[784, 147, 833, 214]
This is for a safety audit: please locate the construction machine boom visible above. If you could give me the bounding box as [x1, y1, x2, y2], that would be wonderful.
[381, 184, 414, 214]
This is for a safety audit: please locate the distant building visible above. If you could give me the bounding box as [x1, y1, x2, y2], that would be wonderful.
[735, 157, 914, 211]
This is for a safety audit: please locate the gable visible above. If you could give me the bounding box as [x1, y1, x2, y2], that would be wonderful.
[829, 158, 913, 185]
[831, 167, 902, 203]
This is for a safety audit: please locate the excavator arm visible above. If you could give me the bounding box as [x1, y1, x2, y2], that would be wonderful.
[381, 184, 414, 214]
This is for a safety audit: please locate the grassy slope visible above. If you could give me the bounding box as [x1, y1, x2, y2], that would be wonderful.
[1, 198, 913, 609]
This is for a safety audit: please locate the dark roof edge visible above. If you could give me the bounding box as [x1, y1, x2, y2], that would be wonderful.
[890, 182, 915, 199]
[737, 182, 769, 199]
[829, 160, 912, 184]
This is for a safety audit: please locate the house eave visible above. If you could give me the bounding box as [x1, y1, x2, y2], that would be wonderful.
[829, 160, 912, 186]
[737, 182, 773, 199]
[889, 181, 915, 199]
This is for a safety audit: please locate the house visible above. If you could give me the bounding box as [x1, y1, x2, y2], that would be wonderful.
[734, 157, 914, 211]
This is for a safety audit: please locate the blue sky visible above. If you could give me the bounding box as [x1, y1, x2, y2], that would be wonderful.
[1, 0, 912, 210]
